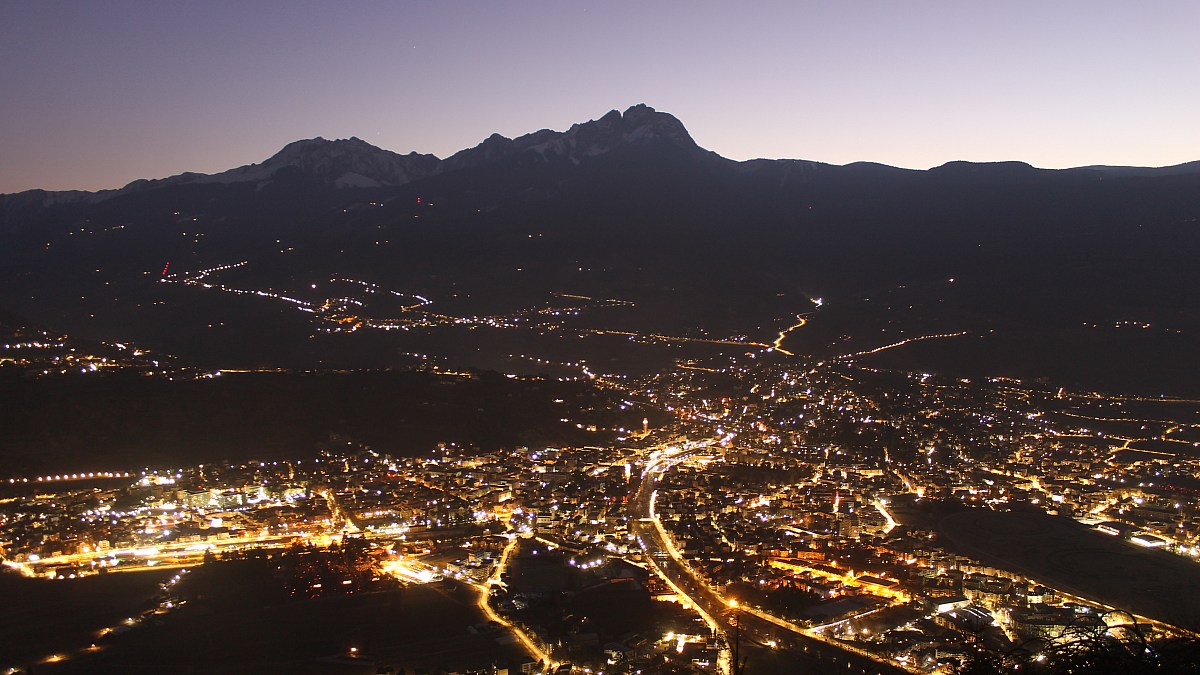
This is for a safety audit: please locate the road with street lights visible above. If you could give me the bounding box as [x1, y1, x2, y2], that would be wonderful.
[630, 444, 909, 675]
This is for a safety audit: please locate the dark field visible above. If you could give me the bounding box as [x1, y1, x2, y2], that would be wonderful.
[41, 558, 530, 674]
[0, 369, 653, 475]
[0, 568, 171, 669]
[859, 327, 1200, 398]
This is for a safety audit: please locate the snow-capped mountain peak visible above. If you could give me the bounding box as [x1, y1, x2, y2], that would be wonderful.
[441, 104, 712, 171]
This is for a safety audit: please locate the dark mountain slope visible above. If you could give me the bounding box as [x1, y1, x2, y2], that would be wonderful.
[1, 105, 1198, 392]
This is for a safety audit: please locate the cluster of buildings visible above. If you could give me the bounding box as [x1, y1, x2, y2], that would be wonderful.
[0, 323, 196, 379]
[617, 356, 1200, 670]
[0, 459, 334, 577]
[4, 343, 1200, 673]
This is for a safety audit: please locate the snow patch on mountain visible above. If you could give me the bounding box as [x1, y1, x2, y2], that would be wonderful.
[334, 172, 383, 188]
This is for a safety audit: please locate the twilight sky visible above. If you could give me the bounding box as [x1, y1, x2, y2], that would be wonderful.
[1, 1, 1197, 193]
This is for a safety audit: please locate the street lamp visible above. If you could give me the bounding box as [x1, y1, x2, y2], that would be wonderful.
[728, 599, 747, 675]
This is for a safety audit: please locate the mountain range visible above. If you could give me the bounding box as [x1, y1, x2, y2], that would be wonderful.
[5, 104, 1200, 210]
[2, 105, 1199, 394]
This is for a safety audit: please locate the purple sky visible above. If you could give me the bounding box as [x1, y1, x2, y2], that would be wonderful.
[2, 1, 1197, 193]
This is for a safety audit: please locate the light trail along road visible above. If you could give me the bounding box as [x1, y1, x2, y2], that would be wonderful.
[630, 443, 912, 674]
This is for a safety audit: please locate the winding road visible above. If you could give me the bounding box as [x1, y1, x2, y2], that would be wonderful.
[630, 445, 909, 674]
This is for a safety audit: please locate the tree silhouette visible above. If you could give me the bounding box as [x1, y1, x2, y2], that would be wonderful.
[956, 611, 1200, 675]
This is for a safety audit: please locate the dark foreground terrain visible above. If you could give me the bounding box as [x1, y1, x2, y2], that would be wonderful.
[0, 369, 651, 475]
[34, 558, 529, 674]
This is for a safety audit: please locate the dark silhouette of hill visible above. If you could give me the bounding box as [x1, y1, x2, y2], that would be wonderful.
[1, 105, 1198, 393]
